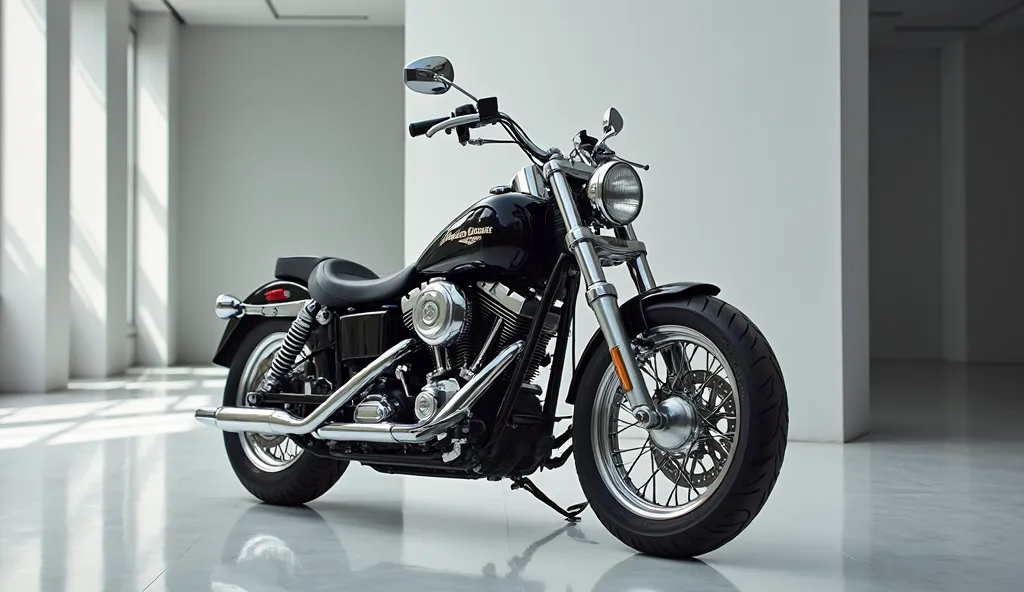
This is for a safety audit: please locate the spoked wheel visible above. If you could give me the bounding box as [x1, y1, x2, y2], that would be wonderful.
[574, 296, 788, 558]
[222, 320, 348, 506]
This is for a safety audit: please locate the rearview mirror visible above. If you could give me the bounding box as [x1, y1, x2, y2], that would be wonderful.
[404, 56, 455, 95]
[603, 107, 623, 138]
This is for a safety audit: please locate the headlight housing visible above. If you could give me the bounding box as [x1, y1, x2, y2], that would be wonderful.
[586, 162, 643, 226]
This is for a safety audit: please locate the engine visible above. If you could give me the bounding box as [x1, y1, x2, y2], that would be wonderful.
[342, 278, 557, 448]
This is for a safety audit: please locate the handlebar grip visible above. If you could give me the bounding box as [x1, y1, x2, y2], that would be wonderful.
[409, 116, 450, 138]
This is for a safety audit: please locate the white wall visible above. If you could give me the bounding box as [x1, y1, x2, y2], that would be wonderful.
[175, 26, 405, 364]
[405, 0, 869, 442]
[868, 50, 943, 360]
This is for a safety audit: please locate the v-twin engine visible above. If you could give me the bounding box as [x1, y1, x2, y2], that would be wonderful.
[401, 280, 559, 383]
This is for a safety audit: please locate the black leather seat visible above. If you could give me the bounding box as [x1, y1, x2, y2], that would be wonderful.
[274, 257, 377, 285]
[309, 258, 421, 308]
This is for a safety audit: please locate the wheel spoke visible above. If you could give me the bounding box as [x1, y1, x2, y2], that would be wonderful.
[624, 438, 651, 478]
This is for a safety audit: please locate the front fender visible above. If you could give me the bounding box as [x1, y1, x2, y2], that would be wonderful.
[211, 280, 310, 367]
[564, 281, 720, 405]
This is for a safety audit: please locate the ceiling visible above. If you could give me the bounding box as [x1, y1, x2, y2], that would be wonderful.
[131, 0, 1024, 41]
[131, 0, 404, 26]
[871, 0, 1024, 47]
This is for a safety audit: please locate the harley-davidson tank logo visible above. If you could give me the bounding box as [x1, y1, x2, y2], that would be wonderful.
[440, 225, 493, 246]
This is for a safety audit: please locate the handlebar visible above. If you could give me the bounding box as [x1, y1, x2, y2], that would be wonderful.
[409, 109, 553, 163]
[409, 116, 451, 138]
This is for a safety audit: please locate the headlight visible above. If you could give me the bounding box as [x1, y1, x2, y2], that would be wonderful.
[586, 162, 643, 226]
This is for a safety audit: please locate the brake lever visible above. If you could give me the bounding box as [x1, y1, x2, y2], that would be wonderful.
[614, 156, 651, 171]
[594, 146, 650, 170]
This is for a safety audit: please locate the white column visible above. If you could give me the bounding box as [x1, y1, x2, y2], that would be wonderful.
[840, 0, 870, 440]
[69, 0, 129, 378]
[133, 13, 178, 367]
[405, 0, 870, 442]
[0, 0, 73, 392]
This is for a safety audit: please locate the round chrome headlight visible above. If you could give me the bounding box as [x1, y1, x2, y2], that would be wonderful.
[587, 162, 643, 226]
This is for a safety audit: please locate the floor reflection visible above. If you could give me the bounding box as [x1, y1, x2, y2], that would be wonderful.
[209, 504, 739, 592]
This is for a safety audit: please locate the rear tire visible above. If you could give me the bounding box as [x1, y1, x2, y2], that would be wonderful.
[574, 295, 788, 558]
[223, 320, 348, 506]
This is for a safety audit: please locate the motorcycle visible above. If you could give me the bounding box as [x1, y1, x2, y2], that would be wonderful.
[196, 55, 789, 558]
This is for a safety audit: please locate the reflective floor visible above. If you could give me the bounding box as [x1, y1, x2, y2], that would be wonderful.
[0, 362, 1022, 591]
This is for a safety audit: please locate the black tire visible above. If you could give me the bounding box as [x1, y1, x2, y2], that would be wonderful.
[574, 295, 788, 558]
[223, 320, 348, 506]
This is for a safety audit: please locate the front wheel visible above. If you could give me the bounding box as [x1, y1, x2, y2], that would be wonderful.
[574, 295, 788, 558]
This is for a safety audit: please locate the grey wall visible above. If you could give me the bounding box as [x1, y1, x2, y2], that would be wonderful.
[962, 35, 1024, 362]
[872, 37, 1024, 363]
[176, 26, 405, 363]
[869, 49, 943, 360]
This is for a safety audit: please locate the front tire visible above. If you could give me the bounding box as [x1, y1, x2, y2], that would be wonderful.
[222, 320, 348, 506]
[574, 295, 788, 558]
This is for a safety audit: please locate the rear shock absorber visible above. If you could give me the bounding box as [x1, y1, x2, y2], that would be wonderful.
[258, 301, 320, 393]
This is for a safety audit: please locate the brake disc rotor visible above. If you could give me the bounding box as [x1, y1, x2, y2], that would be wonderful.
[650, 370, 736, 489]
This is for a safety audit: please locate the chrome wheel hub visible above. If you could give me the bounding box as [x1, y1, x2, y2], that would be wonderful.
[648, 396, 697, 452]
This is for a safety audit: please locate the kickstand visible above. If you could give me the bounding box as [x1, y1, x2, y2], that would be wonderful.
[510, 477, 589, 523]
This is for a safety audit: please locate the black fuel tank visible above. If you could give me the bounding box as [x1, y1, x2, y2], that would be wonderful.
[415, 192, 550, 280]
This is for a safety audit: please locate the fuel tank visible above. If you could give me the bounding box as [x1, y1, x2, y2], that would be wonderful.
[415, 191, 552, 280]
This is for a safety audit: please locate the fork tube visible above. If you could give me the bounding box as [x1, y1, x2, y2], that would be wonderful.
[615, 225, 657, 293]
[544, 159, 658, 425]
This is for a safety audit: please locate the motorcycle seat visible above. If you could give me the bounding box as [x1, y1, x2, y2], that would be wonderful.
[274, 257, 377, 286]
[308, 258, 421, 308]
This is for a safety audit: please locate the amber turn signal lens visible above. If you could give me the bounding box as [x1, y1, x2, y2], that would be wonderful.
[610, 346, 633, 391]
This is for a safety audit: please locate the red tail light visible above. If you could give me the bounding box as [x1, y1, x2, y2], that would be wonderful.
[264, 288, 290, 302]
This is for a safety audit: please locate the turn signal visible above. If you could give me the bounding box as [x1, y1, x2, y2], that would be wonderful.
[610, 346, 633, 391]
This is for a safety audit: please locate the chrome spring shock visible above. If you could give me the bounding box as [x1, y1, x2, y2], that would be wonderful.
[258, 301, 320, 392]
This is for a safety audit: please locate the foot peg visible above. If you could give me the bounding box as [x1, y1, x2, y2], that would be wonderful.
[510, 477, 589, 523]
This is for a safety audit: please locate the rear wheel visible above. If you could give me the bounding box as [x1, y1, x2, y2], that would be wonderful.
[574, 295, 788, 557]
[222, 320, 348, 505]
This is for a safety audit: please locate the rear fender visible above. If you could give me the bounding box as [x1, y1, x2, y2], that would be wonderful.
[564, 282, 720, 405]
[211, 280, 310, 367]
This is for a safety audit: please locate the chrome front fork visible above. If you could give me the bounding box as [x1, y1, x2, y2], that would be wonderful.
[544, 159, 661, 428]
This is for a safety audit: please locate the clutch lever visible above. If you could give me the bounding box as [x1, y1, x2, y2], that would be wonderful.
[425, 113, 481, 138]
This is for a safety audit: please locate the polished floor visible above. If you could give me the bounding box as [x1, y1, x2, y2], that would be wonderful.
[0, 362, 1021, 591]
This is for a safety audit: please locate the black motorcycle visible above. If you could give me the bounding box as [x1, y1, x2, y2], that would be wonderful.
[196, 56, 789, 558]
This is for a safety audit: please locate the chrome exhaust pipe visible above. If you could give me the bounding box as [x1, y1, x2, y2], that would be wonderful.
[194, 338, 417, 435]
[313, 340, 524, 444]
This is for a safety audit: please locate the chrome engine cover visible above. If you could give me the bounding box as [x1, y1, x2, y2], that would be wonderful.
[354, 395, 395, 423]
[414, 378, 460, 422]
[407, 280, 467, 347]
